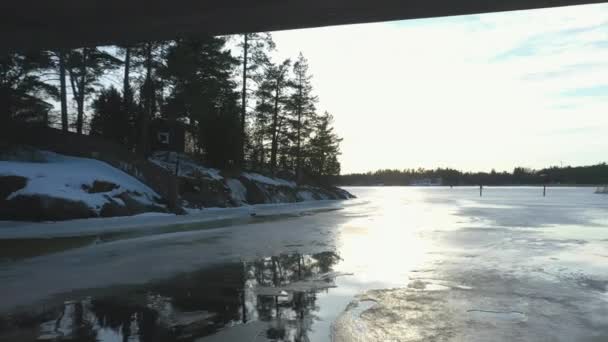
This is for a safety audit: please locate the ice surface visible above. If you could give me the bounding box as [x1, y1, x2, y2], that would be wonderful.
[0, 199, 349, 238]
[1, 187, 607, 342]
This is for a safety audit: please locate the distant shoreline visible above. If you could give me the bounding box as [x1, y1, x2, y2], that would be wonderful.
[340, 184, 604, 188]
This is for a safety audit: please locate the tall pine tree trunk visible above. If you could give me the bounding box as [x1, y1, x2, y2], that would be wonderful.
[75, 49, 88, 135]
[138, 43, 153, 157]
[240, 34, 248, 167]
[295, 85, 303, 182]
[270, 83, 280, 172]
[67, 51, 86, 135]
[59, 50, 68, 132]
[123, 46, 131, 104]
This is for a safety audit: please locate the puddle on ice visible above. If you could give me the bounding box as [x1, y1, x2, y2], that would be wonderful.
[407, 279, 473, 291]
[0, 252, 350, 342]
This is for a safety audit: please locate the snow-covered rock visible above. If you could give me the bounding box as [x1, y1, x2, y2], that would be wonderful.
[242, 172, 296, 188]
[0, 148, 353, 221]
[0, 150, 166, 221]
[149, 151, 223, 181]
[226, 178, 247, 205]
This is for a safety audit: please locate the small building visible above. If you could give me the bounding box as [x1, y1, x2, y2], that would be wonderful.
[150, 119, 186, 153]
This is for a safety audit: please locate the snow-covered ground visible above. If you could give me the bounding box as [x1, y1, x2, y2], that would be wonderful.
[149, 151, 223, 181]
[149, 151, 296, 188]
[242, 172, 296, 188]
[1, 149, 350, 222]
[0, 150, 161, 213]
[0, 199, 354, 239]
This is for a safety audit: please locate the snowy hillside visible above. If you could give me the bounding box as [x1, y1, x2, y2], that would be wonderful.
[0, 149, 353, 222]
[0, 149, 165, 221]
[149, 151, 223, 180]
[147, 151, 351, 209]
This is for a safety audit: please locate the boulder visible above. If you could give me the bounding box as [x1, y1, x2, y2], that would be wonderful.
[82, 180, 119, 193]
[237, 177, 268, 204]
[114, 192, 167, 215]
[179, 176, 232, 208]
[99, 198, 131, 217]
[0, 195, 95, 221]
[0, 175, 27, 199]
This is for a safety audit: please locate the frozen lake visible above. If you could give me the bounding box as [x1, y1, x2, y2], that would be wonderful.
[1, 186, 607, 341]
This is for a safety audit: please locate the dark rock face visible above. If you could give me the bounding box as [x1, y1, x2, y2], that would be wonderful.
[98, 192, 167, 218]
[0, 195, 95, 221]
[82, 180, 119, 193]
[237, 177, 269, 205]
[323, 186, 356, 200]
[99, 198, 131, 217]
[0, 190, 167, 221]
[179, 177, 231, 208]
[234, 176, 354, 205]
[114, 192, 167, 216]
[0, 175, 27, 199]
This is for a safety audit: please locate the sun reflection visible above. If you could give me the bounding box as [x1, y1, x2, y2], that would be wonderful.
[335, 188, 455, 288]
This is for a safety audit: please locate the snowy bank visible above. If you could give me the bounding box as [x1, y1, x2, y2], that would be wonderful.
[148, 151, 354, 209]
[1, 148, 354, 222]
[0, 149, 166, 221]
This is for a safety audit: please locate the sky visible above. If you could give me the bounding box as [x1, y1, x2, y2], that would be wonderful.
[267, 3, 608, 174]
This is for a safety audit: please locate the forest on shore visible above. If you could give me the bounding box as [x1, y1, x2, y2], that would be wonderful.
[1, 33, 342, 183]
[340, 164, 608, 186]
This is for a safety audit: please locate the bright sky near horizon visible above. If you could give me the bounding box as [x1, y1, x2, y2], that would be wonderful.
[269, 3, 608, 174]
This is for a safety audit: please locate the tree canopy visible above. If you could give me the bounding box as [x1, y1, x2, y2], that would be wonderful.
[1, 34, 344, 183]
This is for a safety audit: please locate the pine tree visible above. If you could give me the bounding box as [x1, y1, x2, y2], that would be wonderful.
[307, 111, 342, 179]
[286, 53, 317, 181]
[162, 36, 240, 168]
[0, 51, 56, 125]
[89, 86, 131, 145]
[65, 47, 120, 134]
[121, 41, 171, 155]
[254, 59, 291, 173]
[238, 33, 275, 167]
[51, 50, 69, 131]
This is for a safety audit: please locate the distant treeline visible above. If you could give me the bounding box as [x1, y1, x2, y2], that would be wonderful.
[339, 164, 608, 186]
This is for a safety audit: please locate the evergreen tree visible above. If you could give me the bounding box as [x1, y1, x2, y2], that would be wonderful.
[162, 36, 240, 168]
[122, 41, 170, 155]
[255, 59, 291, 173]
[286, 53, 317, 181]
[89, 86, 131, 145]
[307, 111, 342, 179]
[0, 51, 56, 126]
[238, 33, 275, 166]
[50, 50, 69, 131]
[66, 47, 120, 134]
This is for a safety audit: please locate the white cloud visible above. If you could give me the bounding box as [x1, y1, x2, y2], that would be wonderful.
[267, 3, 608, 173]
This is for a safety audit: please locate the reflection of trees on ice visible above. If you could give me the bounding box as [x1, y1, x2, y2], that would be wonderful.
[246, 252, 341, 341]
[38, 299, 142, 341]
[29, 252, 341, 341]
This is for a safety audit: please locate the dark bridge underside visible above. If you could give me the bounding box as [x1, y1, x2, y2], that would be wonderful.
[1, 0, 606, 51]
